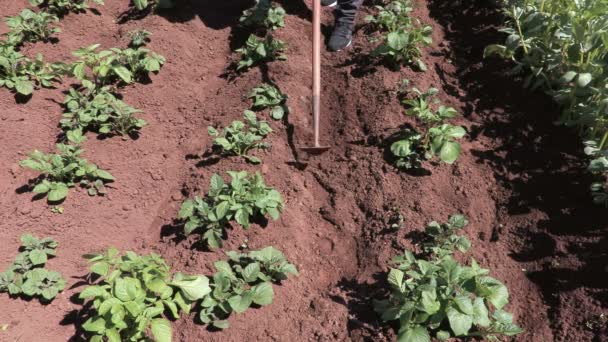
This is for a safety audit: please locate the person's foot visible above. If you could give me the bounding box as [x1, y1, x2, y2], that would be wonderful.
[321, 0, 338, 7]
[328, 20, 353, 51]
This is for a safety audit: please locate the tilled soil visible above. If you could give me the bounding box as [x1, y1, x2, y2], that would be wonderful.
[0, 0, 606, 341]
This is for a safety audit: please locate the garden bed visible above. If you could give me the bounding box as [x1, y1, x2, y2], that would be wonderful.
[0, 0, 606, 341]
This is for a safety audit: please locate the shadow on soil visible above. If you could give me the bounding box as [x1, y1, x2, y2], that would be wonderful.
[427, 0, 608, 337]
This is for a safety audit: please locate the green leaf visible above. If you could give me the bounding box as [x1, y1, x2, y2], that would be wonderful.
[212, 320, 229, 329]
[113, 66, 133, 83]
[95, 169, 114, 181]
[48, 184, 69, 202]
[28, 249, 48, 265]
[472, 297, 490, 327]
[454, 296, 474, 315]
[171, 275, 211, 301]
[150, 318, 172, 342]
[439, 141, 461, 164]
[446, 306, 473, 336]
[397, 326, 430, 342]
[577, 73, 592, 87]
[15, 80, 33, 96]
[251, 282, 274, 305]
[228, 292, 253, 313]
[33, 183, 50, 194]
[387, 269, 404, 289]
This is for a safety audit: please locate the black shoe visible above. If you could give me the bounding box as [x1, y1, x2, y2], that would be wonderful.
[321, 0, 338, 7]
[328, 20, 353, 51]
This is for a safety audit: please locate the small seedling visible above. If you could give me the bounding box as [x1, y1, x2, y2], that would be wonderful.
[128, 29, 151, 47]
[240, 0, 286, 31]
[208, 110, 272, 164]
[0, 234, 65, 302]
[61, 85, 146, 137]
[198, 247, 298, 329]
[20, 130, 115, 203]
[390, 86, 466, 169]
[29, 0, 104, 15]
[387, 207, 404, 230]
[178, 172, 284, 248]
[236, 34, 286, 71]
[248, 83, 288, 120]
[4, 9, 60, 45]
[366, 0, 414, 32]
[80, 248, 210, 341]
[367, 0, 432, 71]
[374, 215, 523, 341]
[372, 27, 432, 71]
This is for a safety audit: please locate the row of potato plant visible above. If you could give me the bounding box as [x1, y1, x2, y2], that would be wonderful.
[485, 0, 608, 205]
[365, 3, 521, 341]
[0, 0, 102, 96]
[19, 31, 165, 203]
[78, 246, 297, 341]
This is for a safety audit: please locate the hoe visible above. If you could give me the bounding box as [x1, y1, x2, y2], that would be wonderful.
[298, 0, 331, 159]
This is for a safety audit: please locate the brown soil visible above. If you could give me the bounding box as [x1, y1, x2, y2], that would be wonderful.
[0, 0, 606, 341]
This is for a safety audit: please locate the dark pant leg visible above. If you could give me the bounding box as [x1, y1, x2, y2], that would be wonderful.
[337, 0, 363, 28]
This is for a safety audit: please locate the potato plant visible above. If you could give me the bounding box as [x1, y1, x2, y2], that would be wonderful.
[19, 130, 115, 203]
[61, 85, 146, 137]
[0, 234, 65, 302]
[0, 44, 65, 95]
[79, 248, 210, 342]
[132, 0, 174, 12]
[374, 215, 523, 341]
[71, 43, 165, 87]
[485, 0, 608, 204]
[208, 110, 272, 164]
[4, 9, 60, 45]
[128, 29, 151, 47]
[368, 0, 432, 71]
[240, 0, 286, 32]
[248, 83, 289, 120]
[178, 172, 284, 248]
[236, 34, 286, 71]
[199, 247, 298, 329]
[29, 0, 104, 15]
[390, 85, 466, 169]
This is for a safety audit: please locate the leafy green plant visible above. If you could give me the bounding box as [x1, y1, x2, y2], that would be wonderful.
[29, 0, 104, 15]
[0, 234, 65, 302]
[128, 29, 151, 47]
[19, 130, 114, 203]
[236, 34, 286, 71]
[132, 0, 174, 11]
[248, 83, 289, 120]
[20, 233, 59, 265]
[372, 27, 432, 71]
[79, 248, 210, 342]
[178, 172, 284, 248]
[199, 247, 298, 329]
[0, 44, 65, 95]
[366, 0, 414, 32]
[61, 85, 146, 137]
[390, 85, 466, 169]
[4, 9, 60, 45]
[367, 0, 432, 71]
[71, 43, 165, 87]
[208, 110, 272, 164]
[374, 215, 523, 341]
[485, 0, 608, 205]
[240, 0, 286, 31]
